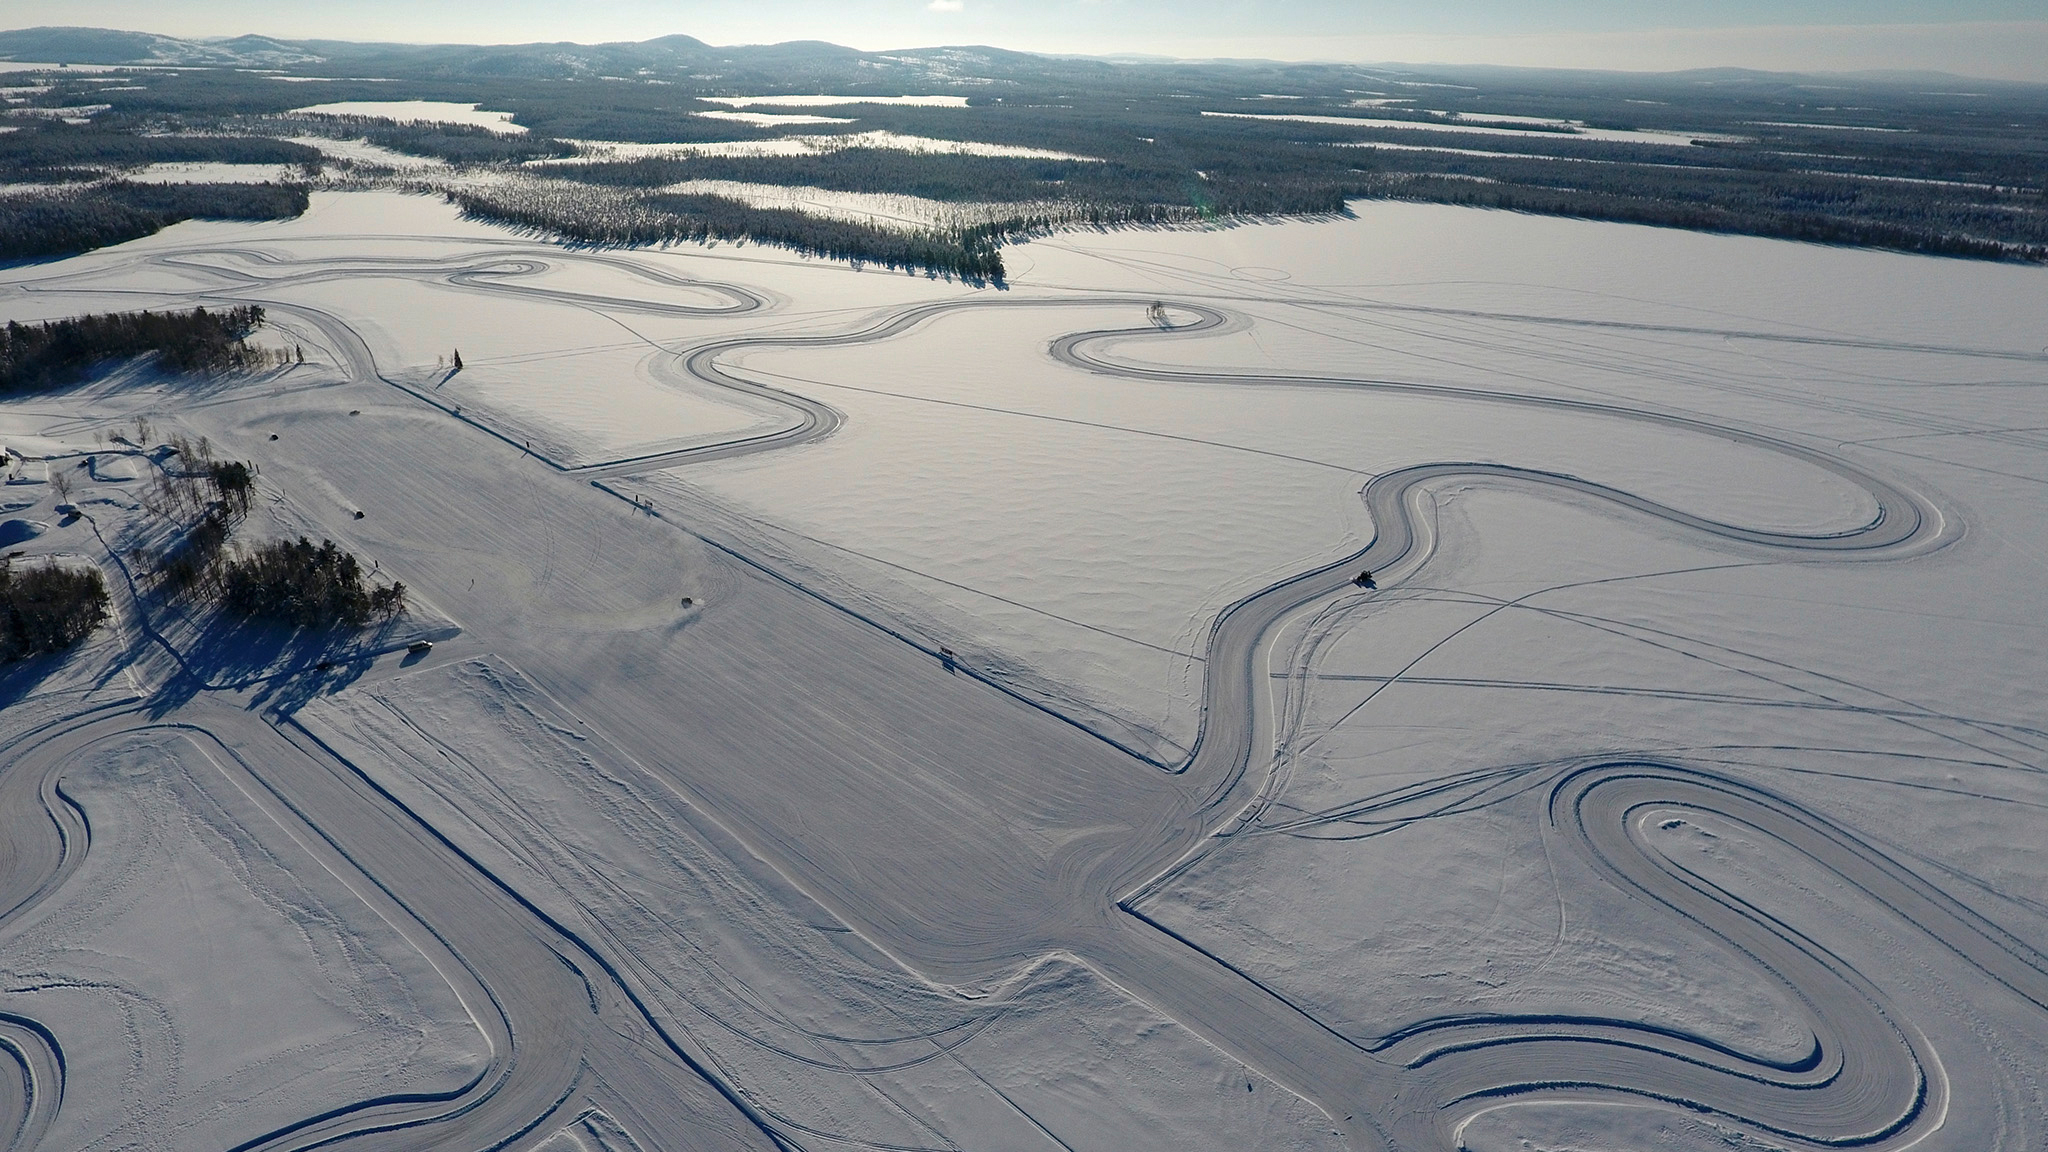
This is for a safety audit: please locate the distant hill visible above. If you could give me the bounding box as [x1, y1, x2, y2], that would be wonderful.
[0, 26, 320, 66]
[5, 26, 2035, 94]
[0, 25, 1060, 86]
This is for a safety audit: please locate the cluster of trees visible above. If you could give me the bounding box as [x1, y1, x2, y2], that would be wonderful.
[0, 560, 109, 662]
[1, 306, 271, 392]
[133, 437, 405, 629]
[137, 435, 256, 591]
[0, 122, 324, 184]
[0, 182, 309, 262]
[220, 537, 406, 628]
[446, 183, 1013, 281]
[460, 129, 1387, 277]
[546, 144, 1368, 218]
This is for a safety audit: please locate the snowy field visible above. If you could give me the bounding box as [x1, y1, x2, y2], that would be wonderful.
[541, 129, 1100, 162]
[288, 100, 528, 134]
[0, 188, 2044, 1151]
[699, 95, 972, 108]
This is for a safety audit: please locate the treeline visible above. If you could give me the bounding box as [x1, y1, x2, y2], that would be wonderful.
[1, 305, 270, 392]
[1365, 174, 2048, 261]
[0, 181, 309, 262]
[1353, 155, 2048, 260]
[445, 183, 1013, 281]
[0, 122, 325, 183]
[546, 145, 1369, 217]
[0, 561, 109, 662]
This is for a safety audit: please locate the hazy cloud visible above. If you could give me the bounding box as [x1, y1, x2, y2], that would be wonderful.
[928, 0, 964, 10]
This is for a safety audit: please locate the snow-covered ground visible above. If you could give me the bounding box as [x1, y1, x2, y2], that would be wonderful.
[288, 100, 527, 134]
[656, 178, 1062, 232]
[694, 109, 855, 127]
[123, 160, 308, 183]
[285, 133, 450, 170]
[0, 726, 488, 1151]
[0, 189, 2044, 1150]
[700, 94, 971, 108]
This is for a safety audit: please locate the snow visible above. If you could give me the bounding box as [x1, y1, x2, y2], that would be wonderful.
[1748, 120, 1911, 132]
[658, 178, 1059, 231]
[285, 134, 449, 170]
[1201, 109, 1749, 145]
[0, 63, 124, 74]
[4, 104, 112, 122]
[298, 655, 1346, 1152]
[0, 729, 488, 1152]
[700, 94, 971, 108]
[1, 185, 2045, 1150]
[693, 109, 857, 126]
[125, 161, 305, 184]
[288, 100, 527, 135]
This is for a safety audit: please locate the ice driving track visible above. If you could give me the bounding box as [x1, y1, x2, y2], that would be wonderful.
[6, 236, 2038, 1152]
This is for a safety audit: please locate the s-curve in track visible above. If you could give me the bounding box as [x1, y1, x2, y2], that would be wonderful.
[6, 235, 2024, 1151]
[628, 294, 2000, 1150]
[1233, 757, 2048, 1150]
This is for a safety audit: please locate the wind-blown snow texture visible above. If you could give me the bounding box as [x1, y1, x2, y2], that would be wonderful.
[0, 189, 2043, 1150]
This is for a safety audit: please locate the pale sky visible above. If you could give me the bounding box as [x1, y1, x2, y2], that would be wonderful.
[12, 2, 2048, 82]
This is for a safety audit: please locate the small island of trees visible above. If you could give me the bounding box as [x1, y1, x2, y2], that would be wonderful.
[220, 537, 406, 628]
[2, 305, 275, 392]
[0, 560, 109, 662]
[138, 437, 406, 630]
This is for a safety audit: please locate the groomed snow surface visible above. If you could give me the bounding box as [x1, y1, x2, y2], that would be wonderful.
[0, 190, 2044, 1150]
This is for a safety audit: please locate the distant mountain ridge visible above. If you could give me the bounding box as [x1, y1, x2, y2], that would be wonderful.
[1, 24, 2036, 95]
[0, 25, 1079, 88]
[0, 26, 320, 66]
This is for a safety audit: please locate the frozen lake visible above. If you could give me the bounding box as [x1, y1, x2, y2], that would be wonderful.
[1, 189, 2044, 1151]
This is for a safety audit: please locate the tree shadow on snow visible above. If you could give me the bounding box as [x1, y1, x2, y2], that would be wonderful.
[0, 650, 76, 711]
[143, 610, 410, 719]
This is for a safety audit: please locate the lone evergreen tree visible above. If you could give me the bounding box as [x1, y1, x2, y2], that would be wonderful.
[452, 348, 464, 371]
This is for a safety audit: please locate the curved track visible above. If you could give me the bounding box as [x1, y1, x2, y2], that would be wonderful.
[6, 235, 2030, 1151]
[643, 295, 1993, 1150]
[0, 700, 784, 1152]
